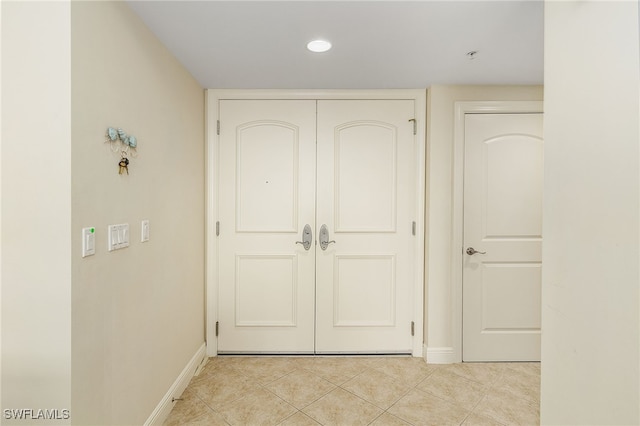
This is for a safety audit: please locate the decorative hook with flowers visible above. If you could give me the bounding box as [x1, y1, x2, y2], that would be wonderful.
[105, 127, 138, 174]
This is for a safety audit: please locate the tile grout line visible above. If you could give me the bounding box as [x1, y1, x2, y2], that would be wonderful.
[164, 358, 540, 426]
[372, 369, 432, 426]
[188, 390, 232, 426]
[261, 367, 342, 425]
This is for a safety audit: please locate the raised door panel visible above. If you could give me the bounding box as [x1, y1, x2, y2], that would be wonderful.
[483, 135, 543, 239]
[481, 262, 542, 331]
[333, 254, 396, 327]
[235, 254, 298, 326]
[236, 122, 299, 232]
[334, 122, 397, 232]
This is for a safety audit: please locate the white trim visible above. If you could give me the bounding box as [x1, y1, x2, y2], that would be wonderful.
[209, 89, 426, 101]
[412, 91, 426, 357]
[206, 91, 220, 357]
[144, 343, 207, 426]
[425, 346, 455, 364]
[452, 101, 543, 363]
[206, 89, 426, 357]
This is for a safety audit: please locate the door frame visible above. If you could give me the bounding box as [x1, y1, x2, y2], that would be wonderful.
[206, 89, 426, 357]
[451, 101, 543, 362]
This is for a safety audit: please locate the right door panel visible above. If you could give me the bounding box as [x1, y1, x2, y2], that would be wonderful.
[315, 100, 416, 353]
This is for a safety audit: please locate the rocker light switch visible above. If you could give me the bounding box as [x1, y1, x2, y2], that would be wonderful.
[141, 220, 149, 242]
[82, 227, 96, 257]
[108, 223, 130, 251]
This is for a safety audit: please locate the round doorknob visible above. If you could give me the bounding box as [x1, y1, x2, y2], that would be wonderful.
[466, 247, 486, 255]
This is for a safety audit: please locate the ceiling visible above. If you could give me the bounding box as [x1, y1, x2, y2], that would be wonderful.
[126, 1, 543, 89]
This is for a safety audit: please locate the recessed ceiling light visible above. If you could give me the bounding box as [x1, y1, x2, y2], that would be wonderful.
[307, 40, 332, 53]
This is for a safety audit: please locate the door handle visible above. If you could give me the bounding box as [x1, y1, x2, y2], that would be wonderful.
[296, 224, 312, 251]
[466, 247, 486, 255]
[319, 224, 336, 251]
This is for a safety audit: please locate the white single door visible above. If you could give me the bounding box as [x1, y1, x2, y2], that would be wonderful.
[316, 100, 416, 353]
[463, 113, 543, 361]
[218, 99, 417, 354]
[218, 100, 317, 353]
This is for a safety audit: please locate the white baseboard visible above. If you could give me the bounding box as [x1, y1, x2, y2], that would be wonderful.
[425, 346, 455, 364]
[145, 343, 207, 426]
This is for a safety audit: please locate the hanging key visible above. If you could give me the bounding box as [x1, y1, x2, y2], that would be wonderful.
[118, 155, 129, 175]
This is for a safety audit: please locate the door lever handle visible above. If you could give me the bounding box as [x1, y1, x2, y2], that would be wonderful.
[466, 247, 486, 255]
[319, 224, 336, 251]
[296, 224, 312, 251]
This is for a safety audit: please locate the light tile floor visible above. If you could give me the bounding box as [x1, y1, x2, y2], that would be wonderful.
[164, 356, 540, 426]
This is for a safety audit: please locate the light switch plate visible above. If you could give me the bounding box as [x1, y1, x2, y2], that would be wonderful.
[82, 227, 96, 257]
[108, 223, 130, 251]
[141, 220, 149, 242]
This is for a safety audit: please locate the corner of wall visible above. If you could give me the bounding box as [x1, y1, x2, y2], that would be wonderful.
[144, 344, 207, 426]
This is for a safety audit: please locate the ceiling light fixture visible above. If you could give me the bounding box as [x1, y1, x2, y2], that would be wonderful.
[307, 40, 332, 53]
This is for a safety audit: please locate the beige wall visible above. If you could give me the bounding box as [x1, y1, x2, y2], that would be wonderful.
[424, 85, 543, 361]
[70, 2, 205, 424]
[1, 2, 72, 423]
[541, 1, 639, 424]
[2, 1, 205, 424]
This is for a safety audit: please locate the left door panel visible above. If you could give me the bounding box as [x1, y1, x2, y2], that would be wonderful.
[218, 100, 317, 353]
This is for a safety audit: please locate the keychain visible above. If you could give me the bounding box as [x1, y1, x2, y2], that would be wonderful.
[118, 152, 130, 175]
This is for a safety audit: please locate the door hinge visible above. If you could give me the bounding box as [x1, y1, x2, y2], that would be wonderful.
[217, 120, 220, 135]
[216, 221, 220, 236]
[215, 321, 219, 337]
[412, 221, 416, 236]
[411, 321, 415, 336]
[409, 118, 417, 135]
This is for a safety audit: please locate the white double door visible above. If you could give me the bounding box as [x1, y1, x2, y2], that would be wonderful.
[218, 99, 416, 354]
